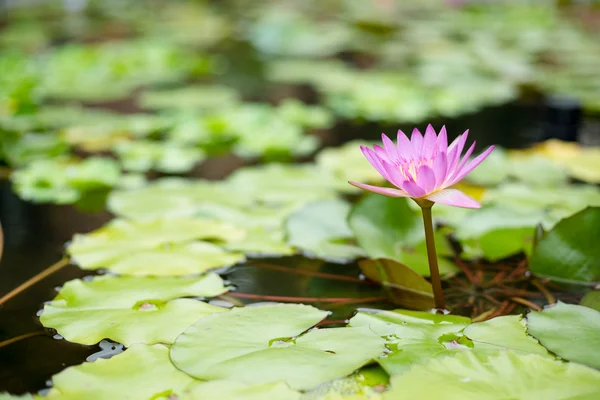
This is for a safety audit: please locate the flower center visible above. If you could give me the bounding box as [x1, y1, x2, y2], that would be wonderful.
[398, 157, 432, 181]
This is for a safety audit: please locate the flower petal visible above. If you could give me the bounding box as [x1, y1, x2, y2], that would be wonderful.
[396, 130, 413, 160]
[454, 141, 476, 176]
[381, 159, 407, 189]
[361, 146, 390, 180]
[411, 128, 423, 155]
[431, 151, 448, 188]
[425, 189, 481, 208]
[436, 126, 448, 153]
[349, 181, 410, 197]
[416, 164, 436, 194]
[401, 180, 427, 198]
[422, 124, 437, 159]
[446, 130, 469, 174]
[382, 134, 398, 162]
[448, 145, 495, 186]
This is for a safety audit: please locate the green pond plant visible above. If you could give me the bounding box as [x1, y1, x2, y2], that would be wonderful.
[350, 125, 494, 310]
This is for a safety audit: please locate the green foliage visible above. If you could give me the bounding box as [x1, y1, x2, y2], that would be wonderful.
[40, 274, 228, 345]
[46, 344, 196, 400]
[383, 351, 600, 400]
[285, 200, 364, 262]
[67, 218, 245, 274]
[181, 381, 300, 400]
[527, 302, 600, 370]
[170, 304, 386, 390]
[350, 310, 549, 375]
[348, 196, 456, 276]
[530, 207, 600, 284]
[11, 157, 121, 204]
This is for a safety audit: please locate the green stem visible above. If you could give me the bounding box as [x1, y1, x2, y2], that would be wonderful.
[418, 201, 446, 310]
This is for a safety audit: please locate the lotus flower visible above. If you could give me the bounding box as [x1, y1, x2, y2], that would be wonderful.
[349, 125, 494, 208]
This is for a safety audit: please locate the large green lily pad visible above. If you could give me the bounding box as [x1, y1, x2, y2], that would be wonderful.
[170, 304, 385, 390]
[527, 302, 600, 370]
[350, 310, 549, 375]
[285, 200, 365, 262]
[349, 309, 471, 374]
[383, 351, 600, 400]
[46, 344, 196, 400]
[348, 196, 456, 276]
[93, 241, 245, 276]
[530, 207, 600, 284]
[181, 381, 300, 400]
[107, 179, 249, 221]
[40, 274, 228, 345]
[67, 218, 245, 271]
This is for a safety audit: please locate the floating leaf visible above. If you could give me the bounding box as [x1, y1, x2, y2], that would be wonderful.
[171, 304, 385, 390]
[302, 368, 386, 400]
[529, 207, 600, 284]
[358, 258, 434, 310]
[40, 274, 228, 346]
[138, 85, 240, 111]
[46, 344, 196, 400]
[226, 227, 295, 257]
[97, 241, 245, 276]
[286, 200, 365, 262]
[383, 351, 600, 400]
[107, 179, 247, 221]
[532, 140, 600, 184]
[0, 394, 33, 400]
[348, 196, 456, 276]
[67, 218, 245, 271]
[527, 302, 600, 370]
[226, 164, 347, 205]
[581, 291, 600, 312]
[351, 310, 549, 375]
[463, 315, 549, 356]
[114, 140, 205, 174]
[349, 309, 471, 375]
[181, 381, 300, 400]
[11, 157, 120, 204]
[316, 141, 385, 186]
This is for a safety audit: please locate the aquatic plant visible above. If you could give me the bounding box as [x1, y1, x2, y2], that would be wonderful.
[350, 125, 494, 309]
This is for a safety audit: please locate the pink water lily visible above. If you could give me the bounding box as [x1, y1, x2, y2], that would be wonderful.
[349, 125, 494, 208]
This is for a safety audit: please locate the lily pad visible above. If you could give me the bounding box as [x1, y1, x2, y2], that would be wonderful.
[67, 218, 245, 271]
[170, 304, 386, 390]
[114, 140, 205, 174]
[96, 241, 246, 276]
[463, 315, 549, 356]
[46, 344, 196, 400]
[350, 310, 549, 375]
[349, 309, 471, 375]
[358, 258, 434, 310]
[226, 227, 295, 257]
[383, 351, 600, 400]
[348, 195, 456, 276]
[138, 85, 240, 111]
[181, 381, 300, 400]
[581, 291, 600, 312]
[285, 200, 365, 262]
[107, 179, 248, 221]
[316, 140, 384, 186]
[527, 302, 600, 370]
[226, 164, 347, 205]
[11, 157, 121, 204]
[40, 274, 228, 345]
[529, 207, 600, 284]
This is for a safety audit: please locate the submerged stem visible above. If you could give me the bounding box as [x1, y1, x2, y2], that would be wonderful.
[0, 257, 69, 306]
[418, 201, 446, 310]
